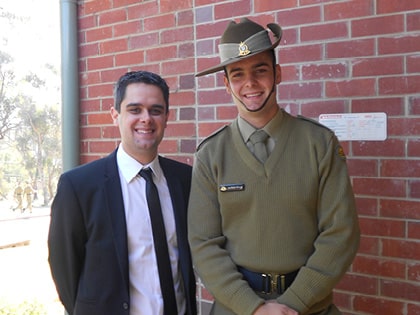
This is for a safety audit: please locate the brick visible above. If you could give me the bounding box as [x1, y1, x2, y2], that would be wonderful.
[196, 20, 227, 40]
[324, 0, 373, 20]
[351, 97, 404, 116]
[81, 126, 102, 140]
[333, 292, 352, 311]
[408, 221, 420, 239]
[377, 0, 420, 14]
[302, 62, 347, 80]
[301, 22, 348, 42]
[381, 279, 420, 301]
[98, 9, 127, 26]
[407, 54, 420, 73]
[144, 14, 175, 32]
[347, 159, 378, 177]
[114, 20, 142, 37]
[408, 262, 420, 282]
[408, 303, 420, 315]
[379, 75, 420, 95]
[327, 38, 375, 58]
[100, 69, 127, 84]
[381, 159, 420, 177]
[195, 6, 212, 24]
[180, 139, 197, 154]
[335, 273, 378, 295]
[80, 71, 101, 86]
[82, 0, 112, 14]
[388, 117, 420, 137]
[409, 96, 420, 115]
[301, 100, 347, 118]
[161, 26, 194, 44]
[115, 51, 145, 67]
[162, 59, 195, 76]
[359, 217, 405, 238]
[198, 107, 215, 121]
[177, 10, 193, 26]
[381, 199, 420, 220]
[198, 89, 232, 105]
[355, 197, 378, 216]
[145, 46, 177, 62]
[170, 91, 196, 106]
[352, 15, 404, 37]
[79, 15, 96, 30]
[86, 26, 113, 43]
[279, 65, 300, 82]
[255, 0, 297, 11]
[102, 126, 120, 139]
[326, 79, 376, 97]
[352, 178, 406, 197]
[89, 141, 117, 153]
[179, 74, 195, 89]
[352, 56, 404, 77]
[127, 2, 158, 19]
[215, 0, 251, 19]
[80, 99, 101, 112]
[160, 0, 191, 12]
[179, 107, 196, 120]
[357, 236, 380, 255]
[276, 6, 321, 26]
[165, 122, 195, 137]
[410, 180, 420, 199]
[129, 33, 159, 50]
[88, 83, 113, 98]
[279, 44, 322, 64]
[378, 34, 420, 55]
[279, 82, 322, 100]
[199, 122, 229, 138]
[353, 295, 404, 315]
[407, 12, 420, 31]
[382, 239, 420, 260]
[79, 43, 99, 58]
[87, 112, 112, 125]
[159, 139, 178, 153]
[100, 38, 128, 54]
[179, 42, 194, 58]
[217, 106, 238, 120]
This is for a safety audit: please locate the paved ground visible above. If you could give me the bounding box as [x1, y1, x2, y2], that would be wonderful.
[0, 199, 64, 314]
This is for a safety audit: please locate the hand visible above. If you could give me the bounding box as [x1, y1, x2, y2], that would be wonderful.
[253, 300, 299, 315]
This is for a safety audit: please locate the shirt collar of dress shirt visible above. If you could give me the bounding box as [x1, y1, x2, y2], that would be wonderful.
[116, 144, 163, 184]
[237, 108, 284, 142]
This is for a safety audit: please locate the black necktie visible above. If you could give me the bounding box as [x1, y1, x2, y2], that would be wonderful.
[139, 168, 178, 315]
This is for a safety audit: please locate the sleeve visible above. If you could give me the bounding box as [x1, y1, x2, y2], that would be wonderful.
[48, 174, 87, 314]
[277, 135, 360, 314]
[187, 155, 265, 315]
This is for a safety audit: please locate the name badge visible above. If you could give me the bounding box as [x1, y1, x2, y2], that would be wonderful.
[219, 184, 245, 192]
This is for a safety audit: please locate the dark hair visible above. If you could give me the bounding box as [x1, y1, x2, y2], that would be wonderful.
[113, 71, 170, 113]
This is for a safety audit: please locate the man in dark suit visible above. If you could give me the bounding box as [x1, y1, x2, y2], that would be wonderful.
[48, 71, 197, 315]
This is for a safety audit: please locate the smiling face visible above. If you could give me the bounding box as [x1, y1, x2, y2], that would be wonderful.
[111, 82, 169, 164]
[224, 50, 282, 128]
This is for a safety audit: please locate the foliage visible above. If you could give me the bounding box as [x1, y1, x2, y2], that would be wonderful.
[0, 298, 47, 315]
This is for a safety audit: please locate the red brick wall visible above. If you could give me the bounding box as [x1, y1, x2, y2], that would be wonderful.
[77, 0, 420, 314]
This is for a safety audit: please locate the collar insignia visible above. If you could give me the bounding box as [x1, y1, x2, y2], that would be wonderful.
[238, 42, 250, 56]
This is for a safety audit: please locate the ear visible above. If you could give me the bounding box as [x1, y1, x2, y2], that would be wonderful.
[110, 107, 119, 126]
[223, 75, 232, 95]
[275, 64, 282, 85]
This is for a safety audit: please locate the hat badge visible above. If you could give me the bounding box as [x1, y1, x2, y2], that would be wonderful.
[238, 42, 250, 56]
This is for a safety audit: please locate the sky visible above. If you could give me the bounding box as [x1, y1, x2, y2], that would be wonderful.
[0, 0, 61, 105]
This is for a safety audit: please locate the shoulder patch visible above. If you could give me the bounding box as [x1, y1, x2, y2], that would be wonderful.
[336, 145, 346, 160]
[197, 125, 229, 151]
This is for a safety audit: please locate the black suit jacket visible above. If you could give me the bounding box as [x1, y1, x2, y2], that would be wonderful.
[48, 150, 197, 315]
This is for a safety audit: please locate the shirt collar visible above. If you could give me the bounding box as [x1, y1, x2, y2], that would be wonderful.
[238, 109, 284, 142]
[116, 144, 162, 183]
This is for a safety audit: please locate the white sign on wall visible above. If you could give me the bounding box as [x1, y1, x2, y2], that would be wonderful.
[318, 112, 387, 141]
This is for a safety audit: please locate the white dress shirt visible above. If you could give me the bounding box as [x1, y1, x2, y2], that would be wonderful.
[116, 145, 186, 315]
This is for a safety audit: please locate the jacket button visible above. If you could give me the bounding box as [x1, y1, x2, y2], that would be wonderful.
[123, 302, 129, 310]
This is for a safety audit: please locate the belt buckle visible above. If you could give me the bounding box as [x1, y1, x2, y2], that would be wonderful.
[262, 273, 286, 294]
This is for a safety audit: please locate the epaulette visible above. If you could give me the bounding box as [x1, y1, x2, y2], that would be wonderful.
[297, 115, 333, 132]
[196, 125, 229, 151]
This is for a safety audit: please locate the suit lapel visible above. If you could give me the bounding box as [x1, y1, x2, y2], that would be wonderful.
[104, 150, 129, 288]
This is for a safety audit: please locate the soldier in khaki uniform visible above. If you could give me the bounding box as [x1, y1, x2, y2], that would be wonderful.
[188, 18, 360, 315]
[23, 181, 34, 213]
[13, 183, 23, 212]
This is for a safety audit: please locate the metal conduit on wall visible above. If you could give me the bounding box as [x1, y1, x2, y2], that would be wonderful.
[60, 0, 79, 172]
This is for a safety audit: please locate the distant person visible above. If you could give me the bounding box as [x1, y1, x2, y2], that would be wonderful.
[48, 71, 197, 315]
[188, 18, 360, 315]
[23, 181, 34, 213]
[13, 183, 23, 213]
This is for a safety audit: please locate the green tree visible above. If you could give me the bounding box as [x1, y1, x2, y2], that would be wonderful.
[15, 102, 61, 205]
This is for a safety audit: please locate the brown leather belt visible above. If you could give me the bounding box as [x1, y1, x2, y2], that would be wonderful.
[238, 266, 299, 295]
